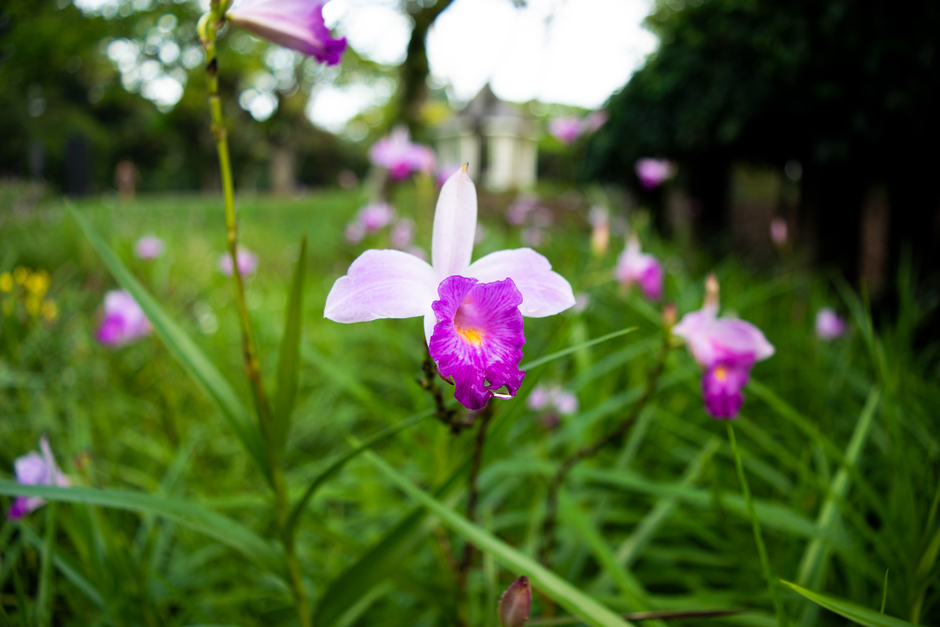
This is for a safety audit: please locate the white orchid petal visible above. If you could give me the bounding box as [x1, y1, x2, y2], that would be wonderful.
[467, 248, 575, 317]
[431, 166, 477, 278]
[324, 249, 437, 323]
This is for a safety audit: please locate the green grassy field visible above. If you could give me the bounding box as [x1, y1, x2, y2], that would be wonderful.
[0, 186, 938, 627]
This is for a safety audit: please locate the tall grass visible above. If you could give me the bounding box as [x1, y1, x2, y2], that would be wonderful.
[0, 188, 937, 626]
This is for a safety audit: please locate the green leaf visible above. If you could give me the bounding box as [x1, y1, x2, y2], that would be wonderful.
[36, 502, 56, 627]
[286, 409, 433, 538]
[313, 456, 466, 627]
[796, 388, 880, 587]
[520, 327, 637, 371]
[272, 236, 307, 453]
[19, 523, 105, 609]
[0, 482, 286, 580]
[362, 450, 633, 627]
[780, 580, 916, 627]
[68, 205, 270, 482]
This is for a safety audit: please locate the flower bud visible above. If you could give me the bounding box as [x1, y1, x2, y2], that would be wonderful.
[704, 272, 720, 308]
[499, 576, 531, 627]
[662, 302, 678, 330]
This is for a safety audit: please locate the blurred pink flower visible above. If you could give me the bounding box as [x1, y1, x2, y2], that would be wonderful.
[96, 290, 152, 347]
[615, 237, 663, 300]
[584, 110, 609, 132]
[218, 247, 259, 276]
[815, 307, 847, 340]
[391, 218, 415, 249]
[344, 221, 366, 244]
[549, 117, 584, 145]
[506, 194, 538, 226]
[370, 127, 436, 180]
[134, 235, 165, 260]
[521, 227, 544, 247]
[635, 158, 675, 189]
[226, 0, 346, 65]
[346, 204, 397, 244]
[673, 295, 774, 420]
[7, 436, 69, 520]
[770, 218, 788, 246]
[573, 292, 591, 314]
[527, 384, 579, 415]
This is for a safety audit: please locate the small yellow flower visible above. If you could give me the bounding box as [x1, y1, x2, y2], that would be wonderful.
[26, 271, 50, 296]
[25, 295, 42, 316]
[0, 273, 12, 293]
[13, 267, 29, 285]
[42, 300, 59, 322]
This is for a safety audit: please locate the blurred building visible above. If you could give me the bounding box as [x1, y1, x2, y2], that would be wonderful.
[435, 85, 538, 191]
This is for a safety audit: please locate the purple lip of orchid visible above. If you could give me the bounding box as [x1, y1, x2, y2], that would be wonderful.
[673, 299, 774, 420]
[226, 0, 347, 66]
[815, 307, 847, 340]
[218, 248, 259, 276]
[370, 127, 437, 180]
[323, 166, 576, 410]
[429, 276, 526, 410]
[614, 237, 664, 301]
[8, 436, 70, 521]
[635, 158, 675, 190]
[96, 290, 152, 347]
[135, 235, 165, 260]
[549, 117, 584, 145]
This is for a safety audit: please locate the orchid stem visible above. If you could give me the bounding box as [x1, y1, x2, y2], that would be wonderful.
[727, 422, 785, 627]
[541, 334, 671, 568]
[200, 13, 309, 627]
[419, 351, 470, 434]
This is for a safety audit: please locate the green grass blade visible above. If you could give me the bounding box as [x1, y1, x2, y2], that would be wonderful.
[285, 409, 433, 537]
[0, 482, 286, 580]
[796, 388, 880, 587]
[780, 580, 916, 627]
[559, 494, 652, 613]
[68, 205, 270, 482]
[520, 327, 637, 371]
[19, 524, 105, 609]
[272, 236, 307, 453]
[362, 450, 633, 627]
[313, 456, 466, 627]
[35, 502, 56, 627]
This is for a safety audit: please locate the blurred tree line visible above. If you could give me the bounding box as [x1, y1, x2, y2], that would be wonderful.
[0, 0, 374, 195]
[587, 0, 940, 295]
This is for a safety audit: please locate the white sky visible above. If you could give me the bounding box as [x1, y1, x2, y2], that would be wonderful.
[313, 0, 659, 132]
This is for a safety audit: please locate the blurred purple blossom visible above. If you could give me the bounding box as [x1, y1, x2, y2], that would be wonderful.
[614, 237, 663, 300]
[506, 194, 539, 226]
[96, 290, 152, 347]
[635, 158, 676, 189]
[134, 235, 165, 260]
[521, 227, 545, 247]
[219, 247, 259, 276]
[370, 127, 436, 180]
[226, 0, 347, 65]
[390, 218, 415, 249]
[7, 436, 70, 520]
[815, 307, 847, 340]
[549, 117, 584, 145]
[584, 110, 609, 132]
[770, 218, 788, 246]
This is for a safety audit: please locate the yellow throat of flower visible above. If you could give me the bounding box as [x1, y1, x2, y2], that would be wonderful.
[457, 326, 484, 346]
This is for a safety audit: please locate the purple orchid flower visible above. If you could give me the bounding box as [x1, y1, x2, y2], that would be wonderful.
[635, 158, 675, 190]
[7, 436, 70, 520]
[614, 236, 664, 301]
[815, 307, 847, 340]
[218, 247, 259, 276]
[548, 117, 584, 145]
[226, 0, 347, 65]
[370, 127, 437, 180]
[324, 166, 576, 410]
[345, 203, 397, 244]
[673, 281, 774, 419]
[96, 290, 153, 347]
[134, 235, 165, 260]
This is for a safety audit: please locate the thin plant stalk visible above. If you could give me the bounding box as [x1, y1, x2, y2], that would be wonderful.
[457, 404, 495, 594]
[727, 422, 785, 627]
[198, 5, 309, 625]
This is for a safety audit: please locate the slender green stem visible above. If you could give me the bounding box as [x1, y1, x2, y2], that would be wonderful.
[727, 422, 785, 627]
[200, 12, 309, 627]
